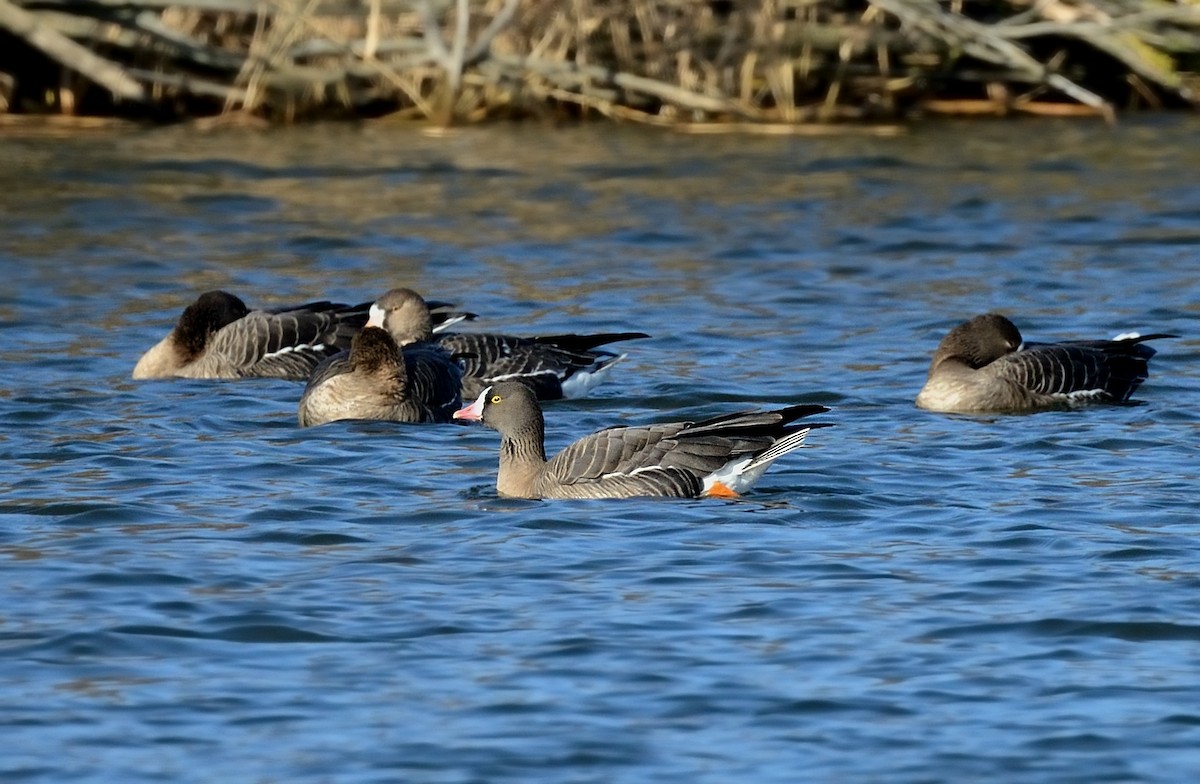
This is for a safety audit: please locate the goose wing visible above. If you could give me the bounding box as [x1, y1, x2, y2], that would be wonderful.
[540, 403, 829, 496]
[426, 301, 477, 333]
[436, 333, 555, 376]
[401, 343, 465, 423]
[540, 421, 704, 498]
[434, 334, 567, 398]
[529, 332, 650, 353]
[208, 309, 355, 379]
[991, 338, 1162, 401]
[439, 332, 641, 397]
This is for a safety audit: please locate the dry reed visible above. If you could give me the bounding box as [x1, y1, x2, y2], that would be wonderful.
[1, 0, 1198, 125]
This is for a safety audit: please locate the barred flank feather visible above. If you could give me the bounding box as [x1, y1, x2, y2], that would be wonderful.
[437, 331, 649, 400]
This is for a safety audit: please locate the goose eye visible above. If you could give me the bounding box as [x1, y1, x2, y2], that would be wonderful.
[490, 394, 502, 404]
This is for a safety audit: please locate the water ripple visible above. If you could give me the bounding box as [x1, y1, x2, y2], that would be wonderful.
[1, 119, 1199, 784]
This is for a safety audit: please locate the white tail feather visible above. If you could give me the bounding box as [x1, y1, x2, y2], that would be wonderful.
[701, 427, 812, 495]
[559, 353, 627, 399]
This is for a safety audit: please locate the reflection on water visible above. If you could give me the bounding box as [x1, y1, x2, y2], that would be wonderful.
[2, 117, 1200, 783]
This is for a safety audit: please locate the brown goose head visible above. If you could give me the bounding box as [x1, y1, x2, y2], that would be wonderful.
[453, 381, 544, 443]
[367, 287, 434, 346]
[349, 326, 403, 374]
[454, 381, 548, 496]
[175, 290, 250, 360]
[931, 312, 1023, 370]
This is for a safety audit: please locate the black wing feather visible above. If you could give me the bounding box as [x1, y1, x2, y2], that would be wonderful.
[401, 343, 464, 422]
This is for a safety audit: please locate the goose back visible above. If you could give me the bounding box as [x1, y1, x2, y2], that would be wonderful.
[436, 331, 649, 400]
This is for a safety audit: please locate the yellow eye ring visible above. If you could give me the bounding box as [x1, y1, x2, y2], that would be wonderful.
[490, 395, 502, 404]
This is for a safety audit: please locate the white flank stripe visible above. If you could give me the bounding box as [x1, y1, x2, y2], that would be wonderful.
[1059, 388, 1107, 407]
[433, 315, 468, 332]
[488, 370, 559, 382]
[263, 343, 325, 360]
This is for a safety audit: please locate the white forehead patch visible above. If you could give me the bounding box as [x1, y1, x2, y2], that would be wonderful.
[367, 303, 386, 328]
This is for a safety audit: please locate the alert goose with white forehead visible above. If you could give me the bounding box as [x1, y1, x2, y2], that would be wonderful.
[453, 381, 831, 500]
[916, 313, 1175, 413]
[367, 287, 648, 400]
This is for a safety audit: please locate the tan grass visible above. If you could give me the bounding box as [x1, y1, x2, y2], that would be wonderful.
[2, 0, 1198, 123]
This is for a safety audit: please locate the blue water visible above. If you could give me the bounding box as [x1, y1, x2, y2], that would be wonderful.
[2, 118, 1199, 783]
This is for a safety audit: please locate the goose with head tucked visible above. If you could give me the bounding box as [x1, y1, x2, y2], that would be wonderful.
[298, 290, 463, 427]
[453, 380, 831, 500]
[915, 312, 1175, 413]
[132, 290, 369, 380]
[297, 326, 463, 427]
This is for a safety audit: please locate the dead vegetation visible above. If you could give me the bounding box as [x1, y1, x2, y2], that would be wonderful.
[1, 0, 1198, 126]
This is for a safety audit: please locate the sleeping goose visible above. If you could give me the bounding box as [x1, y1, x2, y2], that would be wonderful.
[453, 380, 831, 500]
[133, 290, 471, 381]
[132, 291, 367, 380]
[915, 313, 1175, 413]
[370, 287, 649, 400]
[297, 325, 463, 427]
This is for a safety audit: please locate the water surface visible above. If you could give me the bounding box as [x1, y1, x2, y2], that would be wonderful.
[2, 118, 1199, 783]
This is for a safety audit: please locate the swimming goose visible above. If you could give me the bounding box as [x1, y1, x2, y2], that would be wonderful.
[453, 381, 831, 500]
[370, 287, 649, 400]
[132, 290, 471, 381]
[297, 325, 463, 427]
[915, 313, 1175, 413]
[132, 290, 368, 380]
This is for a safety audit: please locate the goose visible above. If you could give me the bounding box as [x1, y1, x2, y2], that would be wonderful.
[369, 287, 649, 400]
[453, 380, 831, 500]
[132, 290, 472, 381]
[132, 291, 365, 380]
[297, 325, 463, 427]
[915, 312, 1175, 413]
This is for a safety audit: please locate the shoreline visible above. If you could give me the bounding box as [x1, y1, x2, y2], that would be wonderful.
[2, 0, 1197, 126]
